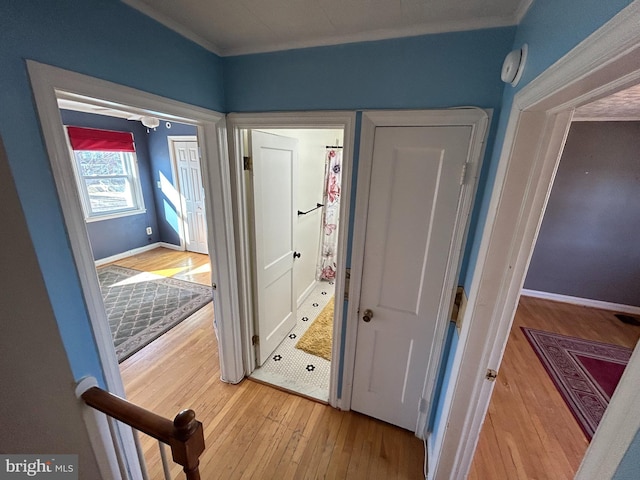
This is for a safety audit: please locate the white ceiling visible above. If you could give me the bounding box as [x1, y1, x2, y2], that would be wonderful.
[123, 0, 532, 56]
[574, 83, 640, 121]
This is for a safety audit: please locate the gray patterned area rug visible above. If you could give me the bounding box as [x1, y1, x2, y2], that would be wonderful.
[98, 265, 212, 362]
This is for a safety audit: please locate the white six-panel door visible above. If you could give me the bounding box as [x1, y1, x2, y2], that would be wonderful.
[173, 139, 208, 254]
[351, 125, 472, 430]
[250, 131, 299, 365]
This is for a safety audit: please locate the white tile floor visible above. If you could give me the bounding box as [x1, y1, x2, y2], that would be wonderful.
[250, 280, 335, 402]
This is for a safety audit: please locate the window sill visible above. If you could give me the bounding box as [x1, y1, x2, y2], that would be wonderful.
[85, 209, 147, 223]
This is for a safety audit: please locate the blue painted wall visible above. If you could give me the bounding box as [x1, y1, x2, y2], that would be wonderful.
[614, 429, 640, 479]
[59, 109, 160, 259]
[147, 121, 198, 246]
[0, 0, 223, 384]
[224, 28, 515, 112]
[462, 0, 635, 291]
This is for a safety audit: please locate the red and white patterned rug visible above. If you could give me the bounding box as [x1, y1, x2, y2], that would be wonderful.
[521, 327, 632, 440]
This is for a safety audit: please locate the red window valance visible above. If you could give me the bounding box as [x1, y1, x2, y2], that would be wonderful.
[67, 126, 135, 152]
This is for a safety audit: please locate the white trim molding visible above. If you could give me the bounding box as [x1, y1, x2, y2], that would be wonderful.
[123, 0, 519, 58]
[521, 289, 640, 317]
[297, 279, 318, 309]
[27, 60, 242, 478]
[122, 0, 222, 55]
[75, 377, 123, 480]
[351, 109, 490, 437]
[93, 242, 183, 267]
[94, 243, 164, 267]
[220, 17, 517, 57]
[158, 241, 184, 252]
[225, 111, 356, 409]
[430, 2, 640, 479]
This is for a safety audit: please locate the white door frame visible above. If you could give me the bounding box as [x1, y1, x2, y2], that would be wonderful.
[226, 112, 355, 408]
[27, 61, 243, 477]
[350, 109, 489, 435]
[167, 134, 199, 251]
[430, 3, 640, 479]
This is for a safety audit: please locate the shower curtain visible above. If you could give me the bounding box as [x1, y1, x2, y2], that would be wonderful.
[317, 148, 342, 280]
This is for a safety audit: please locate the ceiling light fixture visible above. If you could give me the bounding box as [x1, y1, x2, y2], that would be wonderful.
[141, 116, 160, 129]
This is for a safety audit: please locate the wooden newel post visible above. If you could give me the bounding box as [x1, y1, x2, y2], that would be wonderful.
[170, 409, 205, 480]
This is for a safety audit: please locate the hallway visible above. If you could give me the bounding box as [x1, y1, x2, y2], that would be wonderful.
[116, 248, 425, 478]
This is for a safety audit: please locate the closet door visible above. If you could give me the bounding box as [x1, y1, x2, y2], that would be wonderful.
[172, 138, 208, 254]
[351, 125, 472, 430]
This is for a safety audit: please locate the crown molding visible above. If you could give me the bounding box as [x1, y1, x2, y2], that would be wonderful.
[220, 16, 517, 57]
[122, 0, 519, 57]
[122, 0, 222, 56]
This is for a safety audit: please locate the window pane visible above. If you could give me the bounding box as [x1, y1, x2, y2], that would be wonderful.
[75, 151, 127, 176]
[85, 178, 134, 213]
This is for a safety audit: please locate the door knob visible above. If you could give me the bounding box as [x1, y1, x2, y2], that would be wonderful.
[362, 309, 374, 322]
[293, 251, 301, 259]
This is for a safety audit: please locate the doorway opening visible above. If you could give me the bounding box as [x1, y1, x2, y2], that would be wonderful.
[28, 60, 241, 478]
[431, 7, 640, 478]
[56, 97, 213, 364]
[469, 99, 640, 478]
[226, 113, 355, 408]
[242, 127, 344, 403]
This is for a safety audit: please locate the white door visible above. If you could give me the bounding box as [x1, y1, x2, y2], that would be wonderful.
[250, 131, 299, 365]
[351, 126, 472, 430]
[173, 139, 208, 254]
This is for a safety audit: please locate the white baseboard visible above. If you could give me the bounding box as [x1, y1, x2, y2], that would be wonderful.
[297, 280, 318, 308]
[158, 241, 183, 251]
[94, 241, 182, 266]
[520, 289, 640, 316]
[426, 434, 435, 480]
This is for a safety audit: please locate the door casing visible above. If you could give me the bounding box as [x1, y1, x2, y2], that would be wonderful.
[226, 112, 356, 409]
[28, 60, 243, 479]
[228, 110, 488, 423]
[429, 3, 640, 479]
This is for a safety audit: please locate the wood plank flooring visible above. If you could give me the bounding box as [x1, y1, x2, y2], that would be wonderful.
[116, 248, 424, 479]
[468, 295, 640, 480]
[108, 248, 212, 286]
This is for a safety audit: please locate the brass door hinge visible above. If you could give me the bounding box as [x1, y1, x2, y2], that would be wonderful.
[244, 156, 253, 171]
[344, 268, 351, 302]
[459, 163, 469, 185]
[252, 335, 259, 345]
[485, 369, 498, 381]
[451, 286, 467, 333]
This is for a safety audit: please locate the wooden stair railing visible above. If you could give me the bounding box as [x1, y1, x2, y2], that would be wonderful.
[80, 386, 205, 480]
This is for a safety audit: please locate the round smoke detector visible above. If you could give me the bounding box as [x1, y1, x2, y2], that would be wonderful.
[501, 44, 528, 87]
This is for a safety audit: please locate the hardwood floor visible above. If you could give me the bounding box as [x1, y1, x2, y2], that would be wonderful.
[468, 295, 640, 480]
[117, 248, 424, 479]
[108, 248, 212, 286]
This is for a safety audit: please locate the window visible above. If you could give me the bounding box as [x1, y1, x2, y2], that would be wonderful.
[67, 126, 145, 220]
